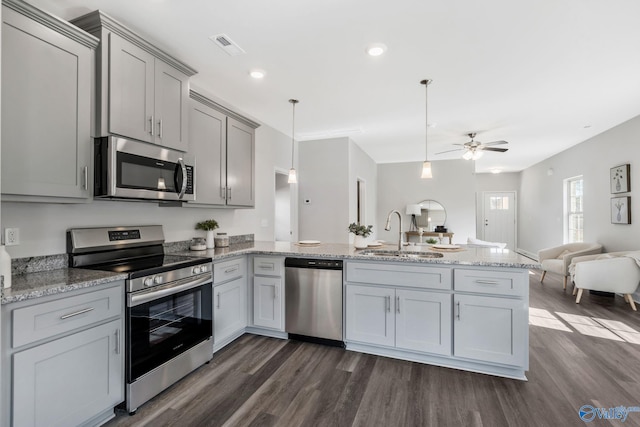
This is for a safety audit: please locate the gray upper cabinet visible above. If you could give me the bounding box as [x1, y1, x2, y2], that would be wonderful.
[71, 10, 195, 152]
[1, 0, 98, 202]
[188, 91, 259, 208]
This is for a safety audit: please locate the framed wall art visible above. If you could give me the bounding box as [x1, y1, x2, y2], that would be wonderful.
[611, 196, 631, 224]
[610, 164, 630, 194]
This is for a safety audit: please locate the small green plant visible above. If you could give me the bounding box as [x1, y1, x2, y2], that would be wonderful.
[348, 223, 373, 237]
[426, 238, 438, 244]
[195, 219, 219, 231]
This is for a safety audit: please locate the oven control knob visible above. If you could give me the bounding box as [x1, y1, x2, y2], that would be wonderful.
[144, 277, 153, 287]
[153, 276, 164, 285]
[200, 265, 208, 273]
[192, 266, 202, 274]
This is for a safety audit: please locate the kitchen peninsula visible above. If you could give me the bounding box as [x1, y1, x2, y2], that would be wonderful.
[1, 241, 536, 427]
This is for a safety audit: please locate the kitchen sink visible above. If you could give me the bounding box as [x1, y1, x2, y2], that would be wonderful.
[359, 250, 443, 259]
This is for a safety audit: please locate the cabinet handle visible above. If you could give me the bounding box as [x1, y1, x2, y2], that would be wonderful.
[224, 266, 239, 274]
[259, 264, 274, 271]
[474, 280, 500, 285]
[158, 119, 163, 138]
[82, 166, 88, 190]
[60, 307, 94, 320]
[115, 329, 120, 354]
[217, 292, 221, 308]
[456, 301, 461, 320]
[227, 187, 232, 200]
[149, 115, 155, 136]
[396, 296, 400, 313]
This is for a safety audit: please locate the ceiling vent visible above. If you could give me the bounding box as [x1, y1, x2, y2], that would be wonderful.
[210, 34, 245, 56]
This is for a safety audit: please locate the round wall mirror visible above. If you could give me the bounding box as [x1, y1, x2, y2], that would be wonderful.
[415, 200, 446, 231]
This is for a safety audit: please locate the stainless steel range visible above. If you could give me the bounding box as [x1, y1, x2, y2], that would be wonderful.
[67, 225, 212, 415]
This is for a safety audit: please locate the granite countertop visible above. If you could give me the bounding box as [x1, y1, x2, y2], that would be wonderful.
[2, 241, 538, 306]
[2, 269, 128, 305]
[175, 241, 540, 269]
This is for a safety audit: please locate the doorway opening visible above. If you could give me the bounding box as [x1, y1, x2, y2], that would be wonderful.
[357, 178, 366, 224]
[275, 171, 292, 242]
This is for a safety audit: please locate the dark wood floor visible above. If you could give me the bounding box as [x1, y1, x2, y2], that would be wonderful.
[106, 270, 640, 427]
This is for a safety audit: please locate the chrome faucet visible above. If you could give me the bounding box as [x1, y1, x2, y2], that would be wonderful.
[384, 209, 404, 251]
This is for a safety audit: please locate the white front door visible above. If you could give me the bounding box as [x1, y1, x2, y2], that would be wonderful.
[482, 191, 516, 250]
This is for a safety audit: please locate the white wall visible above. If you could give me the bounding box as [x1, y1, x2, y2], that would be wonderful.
[298, 138, 350, 243]
[348, 140, 377, 243]
[0, 123, 294, 258]
[274, 172, 290, 241]
[519, 114, 640, 255]
[377, 160, 476, 245]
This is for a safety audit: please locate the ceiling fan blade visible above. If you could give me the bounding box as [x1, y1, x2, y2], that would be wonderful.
[435, 148, 464, 155]
[482, 140, 509, 146]
[481, 147, 508, 152]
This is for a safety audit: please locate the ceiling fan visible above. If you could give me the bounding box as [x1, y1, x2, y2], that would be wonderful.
[437, 133, 509, 160]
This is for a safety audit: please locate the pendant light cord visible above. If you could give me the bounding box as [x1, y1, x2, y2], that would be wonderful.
[289, 99, 299, 167]
[420, 79, 432, 161]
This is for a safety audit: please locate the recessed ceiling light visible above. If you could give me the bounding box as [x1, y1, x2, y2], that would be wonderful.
[249, 69, 266, 79]
[366, 43, 387, 57]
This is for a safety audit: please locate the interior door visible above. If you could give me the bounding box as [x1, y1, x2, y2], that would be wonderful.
[482, 192, 516, 250]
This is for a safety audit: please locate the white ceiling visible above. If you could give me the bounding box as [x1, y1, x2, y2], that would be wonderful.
[30, 0, 640, 173]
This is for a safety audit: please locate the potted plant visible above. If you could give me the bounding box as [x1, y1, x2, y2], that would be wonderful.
[348, 222, 373, 249]
[196, 219, 219, 249]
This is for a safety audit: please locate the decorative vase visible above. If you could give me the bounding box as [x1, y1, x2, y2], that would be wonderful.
[206, 230, 215, 249]
[353, 235, 367, 249]
[617, 211, 622, 222]
[616, 179, 621, 192]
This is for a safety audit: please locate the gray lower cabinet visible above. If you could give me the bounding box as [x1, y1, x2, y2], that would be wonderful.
[251, 256, 284, 331]
[1, 0, 98, 202]
[13, 319, 123, 427]
[1, 282, 125, 427]
[345, 284, 451, 355]
[187, 91, 259, 208]
[213, 257, 247, 352]
[453, 294, 527, 366]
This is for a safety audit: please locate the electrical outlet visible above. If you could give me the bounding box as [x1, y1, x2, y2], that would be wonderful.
[5, 228, 19, 246]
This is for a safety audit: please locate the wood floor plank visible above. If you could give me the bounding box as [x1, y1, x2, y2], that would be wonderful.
[105, 269, 640, 427]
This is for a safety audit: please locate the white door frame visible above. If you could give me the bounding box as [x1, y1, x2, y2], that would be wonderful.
[480, 191, 517, 249]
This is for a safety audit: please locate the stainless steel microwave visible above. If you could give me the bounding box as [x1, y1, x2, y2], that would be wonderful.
[94, 136, 195, 201]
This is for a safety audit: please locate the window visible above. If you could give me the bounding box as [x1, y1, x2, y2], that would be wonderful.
[564, 176, 583, 243]
[489, 196, 510, 210]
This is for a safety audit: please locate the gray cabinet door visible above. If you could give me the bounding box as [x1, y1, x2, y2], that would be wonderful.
[214, 277, 247, 347]
[453, 294, 527, 366]
[253, 276, 283, 330]
[1, 7, 92, 200]
[109, 33, 154, 143]
[395, 289, 452, 355]
[154, 60, 189, 151]
[189, 100, 226, 205]
[12, 319, 123, 427]
[345, 285, 395, 347]
[226, 117, 255, 207]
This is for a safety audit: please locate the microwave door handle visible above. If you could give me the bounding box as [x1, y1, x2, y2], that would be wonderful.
[176, 158, 187, 199]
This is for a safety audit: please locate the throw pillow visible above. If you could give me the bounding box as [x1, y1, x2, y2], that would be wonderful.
[557, 249, 571, 259]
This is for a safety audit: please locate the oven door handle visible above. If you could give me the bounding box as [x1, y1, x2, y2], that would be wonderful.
[128, 274, 211, 307]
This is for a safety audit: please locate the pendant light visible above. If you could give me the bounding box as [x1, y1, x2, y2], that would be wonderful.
[420, 79, 433, 179]
[288, 99, 299, 184]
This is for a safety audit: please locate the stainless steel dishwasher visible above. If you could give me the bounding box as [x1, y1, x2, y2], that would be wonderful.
[285, 258, 344, 345]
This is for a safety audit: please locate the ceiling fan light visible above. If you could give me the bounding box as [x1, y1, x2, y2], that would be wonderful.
[421, 161, 433, 179]
[472, 150, 484, 160]
[462, 151, 473, 160]
[288, 168, 297, 184]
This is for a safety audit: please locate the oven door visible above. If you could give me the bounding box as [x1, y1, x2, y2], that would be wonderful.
[127, 275, 212, 382]
[95, 136, 195, 201]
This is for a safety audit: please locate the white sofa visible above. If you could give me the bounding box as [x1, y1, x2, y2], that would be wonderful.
[538, 242, 603, 290]
[570, 251, 640, 311]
